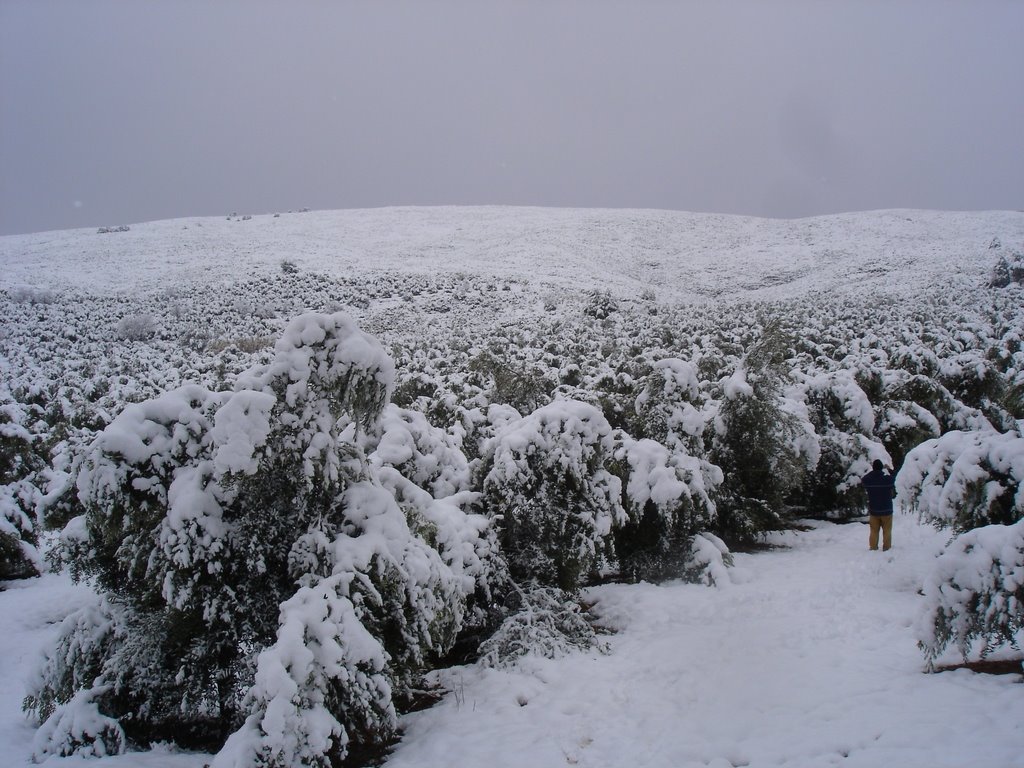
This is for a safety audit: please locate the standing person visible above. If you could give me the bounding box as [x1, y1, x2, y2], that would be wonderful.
[861, 459, 896, 551]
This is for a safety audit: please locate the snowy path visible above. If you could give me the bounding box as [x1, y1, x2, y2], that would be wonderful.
[2, 518, 1021, 767]
[385, 518, 1024, 768]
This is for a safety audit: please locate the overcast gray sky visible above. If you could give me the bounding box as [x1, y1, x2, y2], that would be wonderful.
[1, 0, 1021, 235]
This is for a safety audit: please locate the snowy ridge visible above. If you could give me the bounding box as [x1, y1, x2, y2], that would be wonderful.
[2, 206, 1021, 301]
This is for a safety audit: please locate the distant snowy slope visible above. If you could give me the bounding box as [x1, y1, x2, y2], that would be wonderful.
[2, 207, 1021, 301]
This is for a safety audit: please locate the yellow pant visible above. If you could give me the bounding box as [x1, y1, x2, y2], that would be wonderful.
[869, 515, 893, 551]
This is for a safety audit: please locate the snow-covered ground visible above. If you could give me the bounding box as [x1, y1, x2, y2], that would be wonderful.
[3, 516, 1021, 768]
[389, 517, 1023, 768]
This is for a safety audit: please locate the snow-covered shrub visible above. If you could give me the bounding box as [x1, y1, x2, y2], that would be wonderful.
[989, 249, 1024, 289]
[1005, 376, 1024, 422]
[26, 312, 482, 765]
[372, 460, 508, 647]
[435, 401, 523, 467]
[467, 349, 554, 414]
[611, 434, 721, 582]
[210, 558, 398, 768]
[7, 286, 55, 304]
[23, 592, 120, 729]
[0, 392, 45, 579]
[115, 313, 157, 341]
[369, 404, 472, 499]
[479, 400, 626, 591]
[31, 686, 126, 760]
[632, 358, 707, 455]
[37, 425, 99, 541]
[0, 482, 41, 579]
[623, 357, 722, 579]
[887, 373, 976, 434]
[684, 531, 734, 587]
[898, 429, 1024, 532]
[917, 518, 1024, 668]
[477, 587, 607, 668]
[938, 352, 1016, 431]
[890, 345, 940, 378]
[874, 398, 941, 471]
[709, 327, 819, 545]
[795, 370, 889, 518]
[940, 352, 1004, 407]
[583, 289, 618, 319]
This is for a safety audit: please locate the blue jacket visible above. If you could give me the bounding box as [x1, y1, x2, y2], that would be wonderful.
[861, 469, 896, 514]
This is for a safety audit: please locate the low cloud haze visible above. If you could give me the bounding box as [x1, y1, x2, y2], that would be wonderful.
[2, 0, 1022, 235]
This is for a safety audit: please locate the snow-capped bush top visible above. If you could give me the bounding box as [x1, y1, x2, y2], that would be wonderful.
[209, 390, 277, 476]
[370, 404, 472, 499]
[237, 312, 395, 432]
[898, 429, 1024, 531]
[632, 357, 708, 452]
[721, 365, 755, 401]
[798, 369, 875, 435]
[635, 358, 700, 409]
[486, 399, 616, 483]
[76, 384, 224, 510]
[1, 396, 38, 447]
[615, 435, 720, 517]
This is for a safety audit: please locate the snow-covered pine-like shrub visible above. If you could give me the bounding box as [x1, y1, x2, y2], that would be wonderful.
[115, 313, 157, 341]
[584, 289, 618, 319]
[476, 587, 607, 668]
[466, 349, 554, 414]
[479, 400, 626, 591]
[370, 454, 509, 654]
[795, 370, 890, 518]
[617, 358, 725, 581]
[0, 391, 45, 579]
[890, 344, 941, 379]
[684, 531, 734, 587]
[917, 518, 1024, 668]
[611, 434, 722, 582]
[988, 248, 1024, 289]
[632, 358, 708, 455]
[873, 398, 941, 472]
[437, 401, 524, 466]
[22, 590, 121, 729]
[898, 429, 1024, 532]
[31, 685, 126, 760]
[211, 479, 474, 768]
[887, 372, 985, 434]
[26, 312, 480, 765]
[940, 352, 1006, 409]
[709, 326, 819, 545]
[939, 351, 1020, 431]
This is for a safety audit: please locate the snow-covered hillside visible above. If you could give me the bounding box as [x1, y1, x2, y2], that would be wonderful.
[2, 207, 1023, 768]
[2, 206, 1021, 300]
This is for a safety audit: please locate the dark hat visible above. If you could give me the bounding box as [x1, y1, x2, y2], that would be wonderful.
[872, 459, 884, 471]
